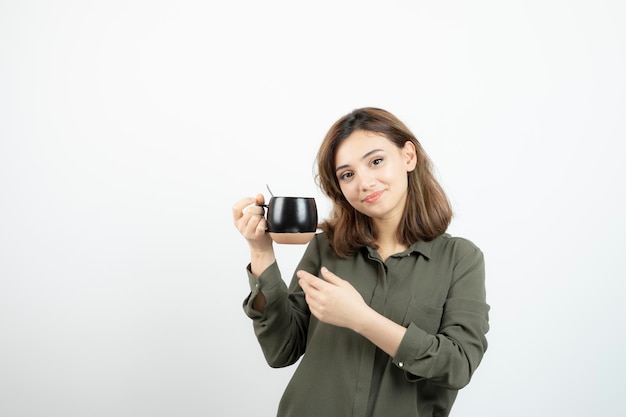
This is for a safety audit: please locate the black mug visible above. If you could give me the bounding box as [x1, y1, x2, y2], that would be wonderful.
[261, 196, 318, 244]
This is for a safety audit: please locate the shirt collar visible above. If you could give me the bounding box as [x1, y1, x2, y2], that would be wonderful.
[406, 240, 433, 260]
[364, 234, 443, 261]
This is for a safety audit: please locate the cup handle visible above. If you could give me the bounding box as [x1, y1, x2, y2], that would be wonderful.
[257, 203, 269, 232]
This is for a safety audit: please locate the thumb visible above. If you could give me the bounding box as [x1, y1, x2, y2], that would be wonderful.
[255, 193, 266, 205]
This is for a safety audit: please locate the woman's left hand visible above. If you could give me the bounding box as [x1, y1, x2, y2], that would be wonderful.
[297, 267, 369, 331]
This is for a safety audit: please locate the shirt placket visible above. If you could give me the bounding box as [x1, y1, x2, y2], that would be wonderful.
[351, 254, 388, 416]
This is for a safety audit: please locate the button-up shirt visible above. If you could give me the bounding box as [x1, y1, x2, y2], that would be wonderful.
[243, 232, 489, 417]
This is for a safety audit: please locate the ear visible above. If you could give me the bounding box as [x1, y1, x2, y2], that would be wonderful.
[402, 141, 417, 172]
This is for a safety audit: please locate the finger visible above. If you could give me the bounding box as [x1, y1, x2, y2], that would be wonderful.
[254, 216, 268, 235]
[298, 277, 309, 293]
[255, 193, 266, 205]
[297, 272, 313, 291]
[241, 195, 266, 221]
[298, 278, 319, 305]
[232, 197, 256, 222]
[235, 202, 265, 235]
[243, 212, 264, 235]
[297, 270, 319, 286]
[320, 267, 344, 286]
[297, 270, 329, 292]
[243, 204, 265, 216]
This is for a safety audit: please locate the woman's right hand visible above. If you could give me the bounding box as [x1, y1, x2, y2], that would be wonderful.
[232, 194, 273, 248]
[232, 194, 273, 309]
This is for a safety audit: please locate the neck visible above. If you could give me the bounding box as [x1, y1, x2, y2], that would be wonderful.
[373, 217, 406, 261]
[372, 213, 401, 241]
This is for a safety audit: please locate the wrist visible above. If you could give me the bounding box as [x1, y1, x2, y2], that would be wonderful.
[352, 305, 377, 334]
[250, 247, 276, 277]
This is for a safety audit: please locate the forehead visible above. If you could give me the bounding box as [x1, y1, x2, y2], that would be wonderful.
[335, 131, 394, 164]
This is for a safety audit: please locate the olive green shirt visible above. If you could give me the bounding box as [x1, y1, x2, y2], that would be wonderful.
[243, 233, 489, 417]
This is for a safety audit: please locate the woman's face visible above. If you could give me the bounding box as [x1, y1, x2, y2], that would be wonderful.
[334, 130, 417, 224]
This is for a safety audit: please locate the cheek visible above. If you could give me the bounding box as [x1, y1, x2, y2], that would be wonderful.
[339, 182, 356, 201]
[388, 166, 409, 186]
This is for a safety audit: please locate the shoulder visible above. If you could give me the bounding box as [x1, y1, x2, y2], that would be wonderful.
[305, 232, 329, 252]
[420, 233, 483, 261]
[308, 232, 355, 263]
[303, 232, 332, 258]
[312, 232, 329, 245]
[438, 233, 481, 252]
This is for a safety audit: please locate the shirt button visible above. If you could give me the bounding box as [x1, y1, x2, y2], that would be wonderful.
[398, 362, 404, 368]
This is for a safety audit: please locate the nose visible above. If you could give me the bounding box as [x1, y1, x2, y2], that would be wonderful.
[358, 171, 377, 191]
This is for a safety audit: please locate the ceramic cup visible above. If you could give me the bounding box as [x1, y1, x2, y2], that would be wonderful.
[260, 196, 318, 244]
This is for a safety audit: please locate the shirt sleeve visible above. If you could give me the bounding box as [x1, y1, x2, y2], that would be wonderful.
[241, 236, 321, 368]
[392, 239, 490, 390]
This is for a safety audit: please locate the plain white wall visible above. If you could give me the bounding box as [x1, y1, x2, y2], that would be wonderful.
[1, 1, 625, 416]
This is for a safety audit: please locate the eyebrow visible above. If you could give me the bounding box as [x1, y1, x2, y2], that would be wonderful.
[335, 148, 384, 173]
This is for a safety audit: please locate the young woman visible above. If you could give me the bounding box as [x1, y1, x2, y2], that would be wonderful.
[232, 107, 489, 417]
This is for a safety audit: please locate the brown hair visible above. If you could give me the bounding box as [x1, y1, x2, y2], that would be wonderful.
[315, 107, 453, 258]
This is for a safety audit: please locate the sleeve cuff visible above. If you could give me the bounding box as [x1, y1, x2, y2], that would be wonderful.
[392, 323, 429, 382]
[242, 261, 283, 318]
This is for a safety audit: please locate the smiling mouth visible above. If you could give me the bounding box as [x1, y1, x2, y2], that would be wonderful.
[363, 190, 384, 203]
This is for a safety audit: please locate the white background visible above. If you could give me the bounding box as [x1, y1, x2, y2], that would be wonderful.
[1, 1, 625, 416]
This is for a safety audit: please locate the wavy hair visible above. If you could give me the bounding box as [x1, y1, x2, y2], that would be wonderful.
[315, 107, 452, 258]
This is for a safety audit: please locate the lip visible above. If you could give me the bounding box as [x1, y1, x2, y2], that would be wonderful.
[363, 190, 384, 203]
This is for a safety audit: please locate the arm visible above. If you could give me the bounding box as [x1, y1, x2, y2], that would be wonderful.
[393, 242, 489, 389]
[241, 235, 322, 368]
[298, 240, 489, 390]
[232, 194, 275, 311]
[297, 267, 407, 357]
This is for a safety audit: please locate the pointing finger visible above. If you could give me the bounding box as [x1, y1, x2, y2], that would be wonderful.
[320, 267, 343, 286]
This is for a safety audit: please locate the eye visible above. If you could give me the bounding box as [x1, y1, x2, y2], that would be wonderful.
[372, 157, 384, 166]
[339, 171, 354, 181]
